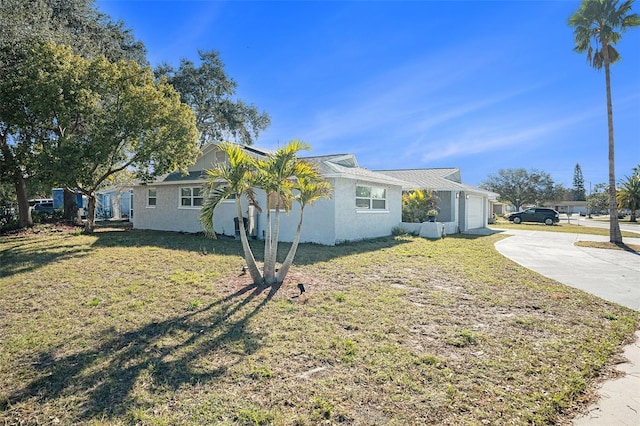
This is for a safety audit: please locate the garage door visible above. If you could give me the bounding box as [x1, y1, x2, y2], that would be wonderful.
[467, 196, 484, 229]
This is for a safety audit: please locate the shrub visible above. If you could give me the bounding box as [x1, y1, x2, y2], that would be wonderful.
[391, 226, 407, 236]
[402, 189, 438, 223]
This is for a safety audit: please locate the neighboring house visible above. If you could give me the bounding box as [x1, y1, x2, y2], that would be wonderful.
[131, 143, 408, 246]
[96, 186, 132, 220]
[492, 202, 507, 219]
[375, 168, 498, 233]
[543, 201, 588, 216]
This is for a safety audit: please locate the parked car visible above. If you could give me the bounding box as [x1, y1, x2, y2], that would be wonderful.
[508, 207, 560, 226]
[33, 202, 55, 217]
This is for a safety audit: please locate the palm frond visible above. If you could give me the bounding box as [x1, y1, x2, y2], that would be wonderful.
[617, 174, 640, 211]
[296, 177, 333, 208]
[569, 0, 639, 68]
[199, 141, 260, 237]
[199, 184, 233, 237]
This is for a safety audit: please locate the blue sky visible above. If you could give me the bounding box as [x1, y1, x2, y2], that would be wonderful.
[96, 0, 640, 188]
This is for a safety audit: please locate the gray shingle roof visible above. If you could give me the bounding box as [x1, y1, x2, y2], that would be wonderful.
[303, 154, 410, 187]
[161, 170, 205, 182]
[376, 168, 497, 197]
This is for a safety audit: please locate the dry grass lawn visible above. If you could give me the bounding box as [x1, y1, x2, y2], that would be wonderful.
[0, 223, 638, 425]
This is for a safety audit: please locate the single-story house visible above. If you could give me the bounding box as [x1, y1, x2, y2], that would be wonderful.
[543, 201, 588, 216]
[131, 143, 408, 245]
[131, 143, 497, 244]
[375, 168, 498, 234]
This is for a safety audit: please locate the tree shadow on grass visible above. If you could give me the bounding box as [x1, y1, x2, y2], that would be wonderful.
[1, 225, 413, 281]
[0, 235, 90, 278]
[89, 228, 414, 267]
[612, 242, 640, 255]
[4, 281, 282, 423]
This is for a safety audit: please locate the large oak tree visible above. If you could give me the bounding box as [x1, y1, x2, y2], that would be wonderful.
[0, 0, 147, 228]
[30, 43, 200, 232]
[480, 168, 555, 211]
[156, 51, 270, 147]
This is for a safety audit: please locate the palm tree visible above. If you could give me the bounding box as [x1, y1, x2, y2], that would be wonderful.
[199, 142, 263, 284]
[256, 140, 315, 285]
[276, 173, 333, 283]
[569, 0, 639, 243]
[200, 140, 332, 286]
[617, 173, 640, 222]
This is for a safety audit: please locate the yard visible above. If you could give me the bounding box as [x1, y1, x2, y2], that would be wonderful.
[1, 224, 638, 425]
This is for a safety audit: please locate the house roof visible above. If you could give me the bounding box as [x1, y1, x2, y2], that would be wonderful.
[146, 143, 271, 186]
[376, 168, 498, 198]
[141, 145, 483, 193]
[303, 154, 410, 187]
[201, 142, 272, 158]
[161, 170, 205, 183]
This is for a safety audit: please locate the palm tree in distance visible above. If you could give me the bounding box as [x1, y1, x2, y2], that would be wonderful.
[617, 172, 640, 222]
[569, 0, 639, 244]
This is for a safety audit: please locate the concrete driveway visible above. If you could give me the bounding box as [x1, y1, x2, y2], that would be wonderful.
[494, 229, 640, 311]
[492, 228, 640, 425]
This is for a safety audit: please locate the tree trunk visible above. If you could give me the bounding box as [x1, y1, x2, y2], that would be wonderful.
[1, 133, 32, 228]
[84, 192, 96, 233]
[603, 53, 623, 244]
[64, 189, 78, 221]
[14, 171, 32, 228]
[276, 207, 305, 284]
[264, 207, 281, 286]
[263, 204, 273, 281]
[236, 198, 262, 285]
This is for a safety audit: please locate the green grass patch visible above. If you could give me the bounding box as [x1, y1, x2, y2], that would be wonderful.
[491, 218, 640, 237]
[0, 225, 637, 425]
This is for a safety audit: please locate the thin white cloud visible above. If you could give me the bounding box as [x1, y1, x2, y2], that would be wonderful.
[417, 105, 606, 163]
[146, 3, 224, 66]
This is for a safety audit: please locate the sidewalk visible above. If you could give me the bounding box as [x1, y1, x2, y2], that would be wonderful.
[492, 229, 640, 425]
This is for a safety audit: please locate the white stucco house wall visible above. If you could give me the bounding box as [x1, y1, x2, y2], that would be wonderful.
[131, 143, 408, 246]
[375, 168, 498, 234]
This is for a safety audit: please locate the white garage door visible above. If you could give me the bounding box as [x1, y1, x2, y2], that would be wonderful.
[467, 196, 484, 229]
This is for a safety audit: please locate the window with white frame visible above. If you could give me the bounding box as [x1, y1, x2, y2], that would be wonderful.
[180, 187, 203, 208]
[147, 188, 157, 207]
[356, 185, 386, 210]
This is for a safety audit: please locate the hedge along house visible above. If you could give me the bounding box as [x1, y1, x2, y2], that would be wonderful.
[131, 143, 409, 246]
[375, 168, 498, 234]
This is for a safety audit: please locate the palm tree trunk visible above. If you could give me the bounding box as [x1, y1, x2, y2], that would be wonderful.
[276, 207, 305, 283]
[264, 207, 281, 285]
[262, 195, 272, 277]
[604, 52, 623, 244]
[263, 205, 275, 283]
[237, 198, 262, 285]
